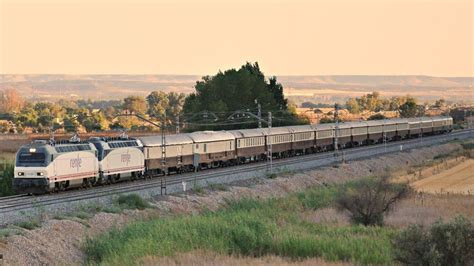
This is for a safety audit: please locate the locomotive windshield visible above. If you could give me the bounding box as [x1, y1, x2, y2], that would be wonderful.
[16, 149, 46, 166]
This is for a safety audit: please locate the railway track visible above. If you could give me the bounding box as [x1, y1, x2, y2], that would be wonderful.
[0, 129, 472, 214]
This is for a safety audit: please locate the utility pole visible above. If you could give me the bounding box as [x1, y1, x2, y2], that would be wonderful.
[161, 112, 167, 195]
[268, 111, 272, 173]
[334, 103, 339, 153]
[176, 115, 180, 134]
[334, 104, 344, 163]
[255, 99, 262, 128]
[383, 119, 387, 153]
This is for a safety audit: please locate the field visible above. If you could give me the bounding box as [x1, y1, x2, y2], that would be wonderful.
[412, 159, 474, 195]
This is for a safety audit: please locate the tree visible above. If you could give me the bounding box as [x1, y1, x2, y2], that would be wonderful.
[399, 97, 418, 118]
[335, 175, 409, 226]
[183, 62, 299, 129]
[0, 89, 24, 113]
[368, 113, 386, 120]
[166, 92, 186, 122]
[434, 98, 446, 108]
[393, 216, 474, 266]
[123, 96, 147, 115]
[346, 98, 361, 114]
[81, 111, 109, 132]
[146, 91, 169, 118]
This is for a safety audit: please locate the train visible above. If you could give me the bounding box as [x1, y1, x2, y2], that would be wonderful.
[12, 116, 453, 194]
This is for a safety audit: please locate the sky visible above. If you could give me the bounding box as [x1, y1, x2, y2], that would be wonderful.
[0, 0, 472, 76]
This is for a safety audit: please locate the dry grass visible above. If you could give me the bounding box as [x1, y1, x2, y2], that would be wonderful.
[385, 193, 474, 228]
[411, 159, 474, 195]
[300, 193, 474, 229]
[140, 250, 351, 266]
[300, 208, 350, 227]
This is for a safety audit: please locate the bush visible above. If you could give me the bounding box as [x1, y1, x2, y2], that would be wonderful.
[461, 143, 474, 150]
[335, 175, 410, 226]
[393, 216, 474, 266]
[116, 194, 150, 210]
[368, 113, 386, 120]
[0, 163, 15, 196]
[16, 219, 41, 230]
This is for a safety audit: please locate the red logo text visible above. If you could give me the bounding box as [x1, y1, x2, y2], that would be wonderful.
[70, 158, 82, 169]
[121, 154, 131, 163]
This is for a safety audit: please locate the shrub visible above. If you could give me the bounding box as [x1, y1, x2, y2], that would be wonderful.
[461, 143, 474, 150]
[16, 219, 41, 230]
[393, 216, 474, 266]
[116, 194, 150, 210]
[368, 113, 386, 120]
[208, 183, 228, 191]
[0, 163, 15, 196]
[335, 175, 410, 226]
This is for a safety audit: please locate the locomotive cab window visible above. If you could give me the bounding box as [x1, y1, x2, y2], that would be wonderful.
[17, 150, 46, 166]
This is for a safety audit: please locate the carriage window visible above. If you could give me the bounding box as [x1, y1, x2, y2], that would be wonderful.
[204, 144, 207, 152]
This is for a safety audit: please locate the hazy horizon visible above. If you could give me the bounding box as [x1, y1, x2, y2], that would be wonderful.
[1, 0, 473, 76]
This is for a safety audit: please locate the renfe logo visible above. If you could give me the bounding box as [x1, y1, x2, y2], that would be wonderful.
[70, 158, 82, 169]
[121, 154, 131, 163]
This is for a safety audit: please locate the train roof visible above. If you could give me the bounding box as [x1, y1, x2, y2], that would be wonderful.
[286, 125, 315, 133]
[431, 116, 451, 121]
[314, 123, 334, 130]
[189, 131, 235, 142]
[138, 134, 194, 146]
[385, 118, 408, 124]
[261, 127, 292, 135]
[228, 128, 266, 138]
[343, 121, 369, 128]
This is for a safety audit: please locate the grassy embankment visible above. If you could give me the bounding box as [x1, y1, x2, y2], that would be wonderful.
[85, 185, 396, 265]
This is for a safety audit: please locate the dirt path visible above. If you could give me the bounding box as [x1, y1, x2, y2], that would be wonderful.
[412, 159, 474, 195]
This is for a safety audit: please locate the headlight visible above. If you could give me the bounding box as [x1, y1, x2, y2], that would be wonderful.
[37, 172, 44, 176]
[18, 172, 24, 176]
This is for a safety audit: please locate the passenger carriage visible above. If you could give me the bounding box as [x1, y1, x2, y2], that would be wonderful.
[335, 123, 352, 148]
[314, 124, 334, 151]
[139, 134, 194, 174]
[382, 120, 398, 141]
[408, 118, 422, 137]
[366, 120, 384, 144]
[431, 116, 452, 134]
[287, 125, 316, 154]
[420, 117, 434, 135]
[348, 121, 368, 146]
[263, 127, 292, 157]
[394, 119, 409, 140]
[189, 131, 236, 168]
[229, 128, 266, 163]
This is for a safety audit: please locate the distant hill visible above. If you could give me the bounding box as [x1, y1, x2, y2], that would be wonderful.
[0, 74, 472, 101]
[278, 75, 474, 89]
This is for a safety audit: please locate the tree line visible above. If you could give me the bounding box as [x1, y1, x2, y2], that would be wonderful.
[345, 91, 445, 118]
[0, 62, 303, 134]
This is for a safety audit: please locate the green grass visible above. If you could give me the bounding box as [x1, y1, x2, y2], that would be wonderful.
[207, 183, 228, 191]
[15, 219, 41, 230]
[84, 185, 395, 265]
[116, 194, 151, 210]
